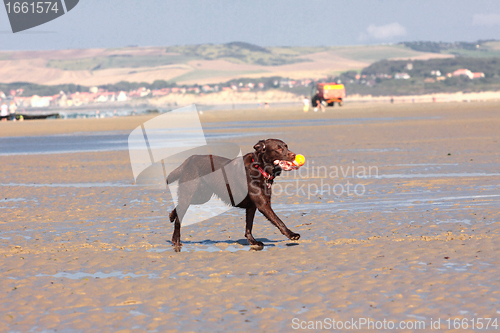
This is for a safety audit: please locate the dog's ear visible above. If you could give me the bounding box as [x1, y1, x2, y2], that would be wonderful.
[253, 140, 266, 153]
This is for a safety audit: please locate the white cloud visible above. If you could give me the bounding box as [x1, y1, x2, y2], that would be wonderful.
[362, 22, 407, 40]
[472, 13, 500, 26]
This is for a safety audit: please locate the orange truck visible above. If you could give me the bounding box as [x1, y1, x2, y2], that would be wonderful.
[311, 82, 345, 107]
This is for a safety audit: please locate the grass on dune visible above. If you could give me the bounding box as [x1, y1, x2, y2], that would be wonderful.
[46, 54, 196, 71]
[169, 69, 268, 83]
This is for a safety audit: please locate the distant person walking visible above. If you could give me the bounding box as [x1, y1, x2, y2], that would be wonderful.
[302, 96, 309, 113]
[0, 102, 8, 121]
[9, 102, 17, 121]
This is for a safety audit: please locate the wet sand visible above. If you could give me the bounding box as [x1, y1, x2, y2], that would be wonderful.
[1, 101, 500, 331]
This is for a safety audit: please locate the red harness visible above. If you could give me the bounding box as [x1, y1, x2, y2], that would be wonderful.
[252, 158, 274, 188]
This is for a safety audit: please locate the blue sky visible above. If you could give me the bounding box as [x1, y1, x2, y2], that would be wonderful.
[1, 0, 499, 50]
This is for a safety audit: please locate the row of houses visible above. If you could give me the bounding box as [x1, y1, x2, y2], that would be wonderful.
[394, 68, 485, 81]
[8, 90, 129, 108]
[0, 89, 24, 99]
[354, 68, 486, 83]
[0, 86, 167, 108]
[0, 78, 311, 108]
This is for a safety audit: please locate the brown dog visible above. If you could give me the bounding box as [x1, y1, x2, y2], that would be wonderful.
[167, 138, 300, 250]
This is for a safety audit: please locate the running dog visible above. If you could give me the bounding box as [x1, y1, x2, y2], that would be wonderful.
[167, 138, 300, 250]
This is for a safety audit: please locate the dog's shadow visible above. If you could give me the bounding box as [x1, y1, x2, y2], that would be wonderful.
[168, 238, 297, 252]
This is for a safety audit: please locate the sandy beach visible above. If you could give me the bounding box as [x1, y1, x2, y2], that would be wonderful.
[1, 101, 499, 331]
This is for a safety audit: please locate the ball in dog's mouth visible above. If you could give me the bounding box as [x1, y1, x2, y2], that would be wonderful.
[274, 160, 296, 171]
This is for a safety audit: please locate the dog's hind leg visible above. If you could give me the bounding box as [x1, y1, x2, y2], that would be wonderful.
[169, 207, 182, 252]
[171, 214, 181, 251]
[171, 203, 190, 251]
[169, 207, 184, 252]
[170, 181, 198, 251]
[244, 206, 263, 247]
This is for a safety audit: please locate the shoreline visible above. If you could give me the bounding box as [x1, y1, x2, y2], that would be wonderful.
[347, 89, 500, 103]
[147, 89, 500, 107]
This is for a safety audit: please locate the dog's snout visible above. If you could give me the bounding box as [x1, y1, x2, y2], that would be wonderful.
[289, 152, 296, 160]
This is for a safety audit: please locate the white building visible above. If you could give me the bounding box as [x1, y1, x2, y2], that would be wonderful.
[452, 69, 474, 79]
[30, 95, 52, 107]
[117, 91, 128, 102]
[395, 73, 411, 80]
[95, 94, 108, 103]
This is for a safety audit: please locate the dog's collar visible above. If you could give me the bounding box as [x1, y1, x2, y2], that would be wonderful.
[251, 158, 275, 186]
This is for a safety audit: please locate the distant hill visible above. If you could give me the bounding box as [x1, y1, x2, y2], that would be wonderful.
[0, 43, 455, 86]
[2, 56, 500, 98]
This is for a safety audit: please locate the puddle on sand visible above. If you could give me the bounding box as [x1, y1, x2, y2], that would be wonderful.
[149, 244, 252, 253]
[339, 148, 406, 153]
[1, 198, 27, 202]
[272, 192, 500, 214]
[377, 172, 500, 179]
[438, 262, 473, 273]
[0, 130, 262, 156]
[436, 219, 472, 225]
[0, 197, 29, 209]
[204, 116, 442, 131]
[36, 271, 159, 279]
[393, 163, 459, 167]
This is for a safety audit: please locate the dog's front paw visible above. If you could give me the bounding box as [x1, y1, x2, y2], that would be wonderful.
[249, 240, 264, 251]
[287, 232, 300, 241]
[251, 240, 264, 247]
[247, 238, 264, 247]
